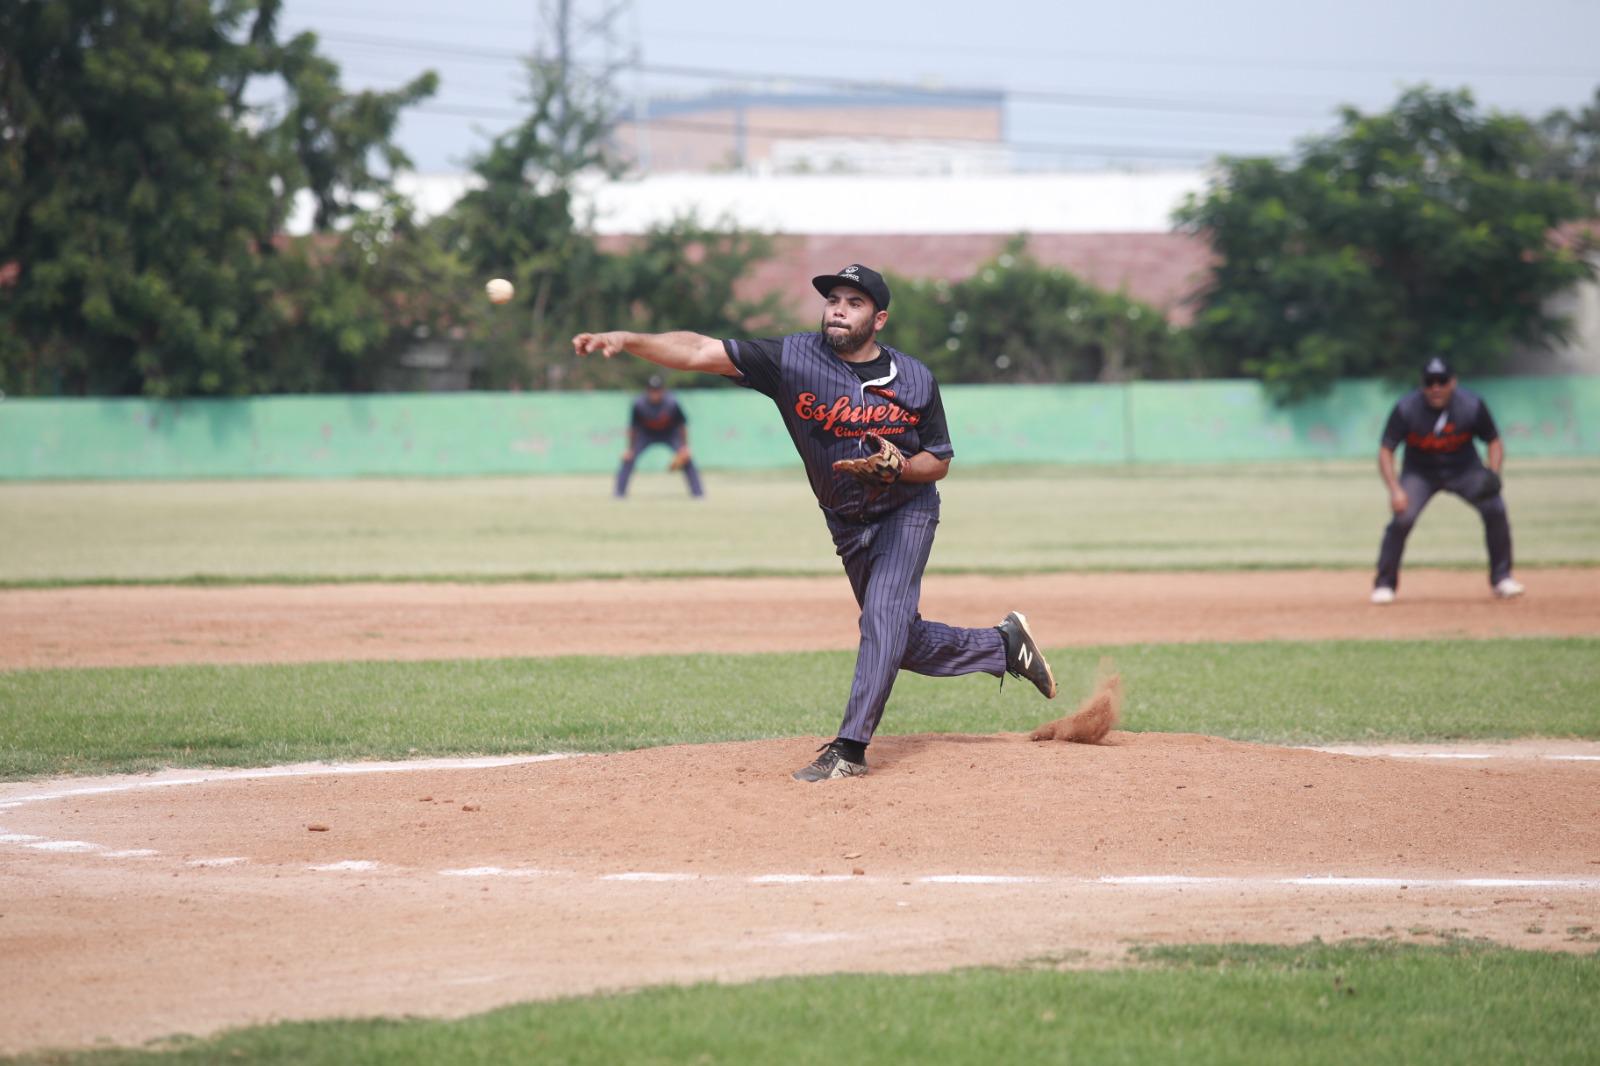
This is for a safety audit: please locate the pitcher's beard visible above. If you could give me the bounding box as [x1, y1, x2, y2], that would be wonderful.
[822, 316, 875, 356]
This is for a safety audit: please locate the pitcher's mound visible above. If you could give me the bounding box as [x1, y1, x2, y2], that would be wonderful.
[18, 732, 1596, 880]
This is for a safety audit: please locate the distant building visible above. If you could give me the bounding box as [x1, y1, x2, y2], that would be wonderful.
[611, 89, 1008, 175]
[582, 170, 1213, 324]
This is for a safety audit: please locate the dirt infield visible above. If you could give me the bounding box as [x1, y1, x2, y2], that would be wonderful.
[2, 568, 1598, 1052]
[6, 567, 1600, 669]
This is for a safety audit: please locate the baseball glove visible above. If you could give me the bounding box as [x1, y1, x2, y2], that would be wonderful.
[832, 433, 905, 485]
[668, 451, 691, 472]
[1455, 467, 1502, 502]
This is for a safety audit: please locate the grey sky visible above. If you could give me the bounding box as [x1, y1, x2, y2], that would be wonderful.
[279, 0, 1599, 172]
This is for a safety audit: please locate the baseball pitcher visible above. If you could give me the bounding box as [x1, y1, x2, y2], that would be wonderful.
[574, 263, 1058, 782]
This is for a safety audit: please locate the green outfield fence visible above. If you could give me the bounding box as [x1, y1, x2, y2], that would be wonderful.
[2, 376, 1597, 479]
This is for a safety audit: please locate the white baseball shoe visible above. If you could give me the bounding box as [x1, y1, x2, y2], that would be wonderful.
[1493, 577, 1525, 599]
[1370, 586, 1396, 605]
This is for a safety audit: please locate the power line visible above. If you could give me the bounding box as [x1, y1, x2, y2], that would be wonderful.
[310, 30, 1346, 121]
[286, 6, 1599, 80]
[637, 26, 1600, 81]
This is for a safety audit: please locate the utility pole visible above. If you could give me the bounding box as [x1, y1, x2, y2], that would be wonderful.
[535, 0, 636, 171]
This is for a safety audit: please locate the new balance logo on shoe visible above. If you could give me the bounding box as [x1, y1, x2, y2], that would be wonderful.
[793, 741, 868, 782]
[997, 610, 1057, 700]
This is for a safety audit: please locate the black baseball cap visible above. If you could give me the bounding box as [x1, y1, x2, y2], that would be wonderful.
[1421, 356, 1455, 382]
[647, 374, 664, 389]
[812, 264, 891, 310]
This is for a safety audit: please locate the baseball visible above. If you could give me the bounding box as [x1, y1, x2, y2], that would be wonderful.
[485, 278, 514, 304]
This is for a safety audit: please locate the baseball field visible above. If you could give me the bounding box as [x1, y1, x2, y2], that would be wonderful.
[3, 460, 1599, 1062]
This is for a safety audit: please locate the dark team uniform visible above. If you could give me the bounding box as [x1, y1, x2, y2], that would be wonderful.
[1375, 384, 1512, 589]
[615, 391, 703, 497]
[724, 331, 1007, 745]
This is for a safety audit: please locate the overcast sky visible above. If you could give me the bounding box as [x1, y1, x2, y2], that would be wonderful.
[278, 0, 1600, 172]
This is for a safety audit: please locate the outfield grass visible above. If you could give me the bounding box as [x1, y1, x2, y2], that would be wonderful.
[3, 637, 1595, 779]
[3, 460, 1598, 584]
[14, 942, 1598, 1065]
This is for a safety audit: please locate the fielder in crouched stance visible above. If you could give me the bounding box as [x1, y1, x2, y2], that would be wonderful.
[573, 263, 1057, 782]
[1371, 356, 1524, 604]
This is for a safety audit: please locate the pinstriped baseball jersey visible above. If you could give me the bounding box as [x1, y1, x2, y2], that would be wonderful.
[723, 329, 1005, 749]
[722, 332, 952, 521]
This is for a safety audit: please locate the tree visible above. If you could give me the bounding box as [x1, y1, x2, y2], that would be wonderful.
[432, 58, 613, 391]
[883, 239, 1194, 385]
[267, 28, 438, 233]
[603, 216, 788, 334]
[1176, 87, 1596, 399]
[0, 0, 436, 396]
[436, 60, 787, 391]
[257, 195, 468, 392]
[1536, 86, 1600, 211]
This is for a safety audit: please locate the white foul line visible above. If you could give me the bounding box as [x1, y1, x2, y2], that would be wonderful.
[308, 860, 379, 872]
[0, 753, 581, 810]
[1307, 747, 1600, 762]
[0, 755, 583, 864]
[27, 840, 98, 852]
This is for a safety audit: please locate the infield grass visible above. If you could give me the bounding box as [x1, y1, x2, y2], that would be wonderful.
[3, 637, 1596, 779]
[3, 459, 1599, 584]
[14, 941, 1598, 1065]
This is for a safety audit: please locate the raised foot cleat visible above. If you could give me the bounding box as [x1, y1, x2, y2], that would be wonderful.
[793, 741, 868, 782]
[1370, 586, 1396, 605]
[1493, 577, 1525, 599]
[997, 610, 1057, 699]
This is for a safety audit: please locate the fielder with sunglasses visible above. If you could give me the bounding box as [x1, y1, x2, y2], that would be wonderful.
[1371, 356, 1524, 604]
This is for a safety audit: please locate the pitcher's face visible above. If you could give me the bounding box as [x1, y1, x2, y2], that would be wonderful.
[820, 286, 886, 356]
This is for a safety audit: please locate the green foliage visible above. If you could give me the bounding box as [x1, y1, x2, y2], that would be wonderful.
[436, 62, 785, 392]
[883, 238, 1195, 383]
[0, 10, 780, 398]
[257, 196, 469, 392]
[267, 32, 438, 232]
[431, 59, 613, 390]
[1177, 86, 1598, 400]
[0, 0, 438, 397]
[1537, 86, 1600, 210]
[604, 215, 790, 339]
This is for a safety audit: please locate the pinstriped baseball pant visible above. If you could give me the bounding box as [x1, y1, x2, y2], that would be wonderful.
[827, 501, 1008, 745]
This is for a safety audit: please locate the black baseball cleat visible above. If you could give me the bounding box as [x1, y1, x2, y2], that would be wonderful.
[997, 610, 1057, 699]
[793, 741, 868, 782]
